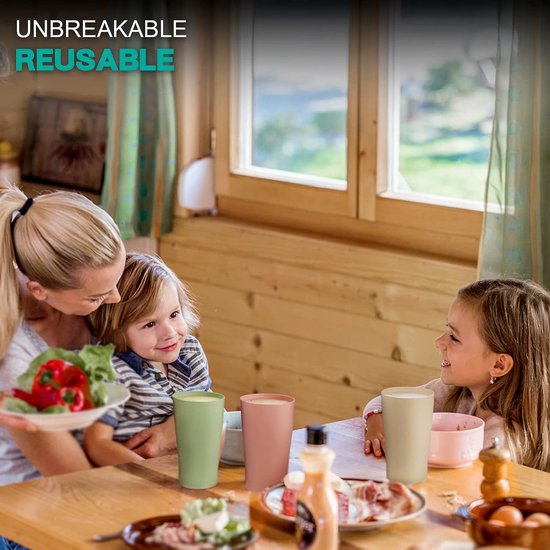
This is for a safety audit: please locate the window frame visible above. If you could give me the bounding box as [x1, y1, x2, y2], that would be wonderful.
[211, 0, 483, 262]
[213, 0, 359, 217]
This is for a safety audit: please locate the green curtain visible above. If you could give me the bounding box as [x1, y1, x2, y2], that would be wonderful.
[102, 1, 177, 240]
[479, 0, 550, 286]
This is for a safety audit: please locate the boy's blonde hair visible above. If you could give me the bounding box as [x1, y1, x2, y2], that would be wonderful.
[89, 253, 199, 352]
[444, 279, 550, 472]
[0, 182, 123, 358]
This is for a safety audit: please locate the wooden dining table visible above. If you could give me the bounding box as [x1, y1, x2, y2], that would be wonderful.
[1, 417, 550, 549]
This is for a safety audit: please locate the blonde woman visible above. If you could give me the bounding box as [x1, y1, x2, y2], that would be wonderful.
[0, 181, 127, 485]
[0, 183, 178, 485]
[85, 253, 210, 466]
[364, 279, 550, 472]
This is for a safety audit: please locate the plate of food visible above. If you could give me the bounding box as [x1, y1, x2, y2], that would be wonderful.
[260, 472, 426, 532]
[121, 498, 258, 549]
[0, 344, 130, 431]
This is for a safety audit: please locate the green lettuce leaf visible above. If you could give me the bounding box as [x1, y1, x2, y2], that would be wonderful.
[199, 518, 252, 546]
[14, 344, 116, 408]
[180, 498, 252, 546]
[77, 344, 116, 406]
[17, 348, 84, 392]
[3, 397, 38, 413]
[181, 498, 227, 525]
[42, 404, 70, 414]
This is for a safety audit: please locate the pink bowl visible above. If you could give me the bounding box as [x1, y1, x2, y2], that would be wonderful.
[429, 412, 484, 468]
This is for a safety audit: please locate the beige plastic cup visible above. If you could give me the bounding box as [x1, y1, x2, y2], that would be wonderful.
[381, 386, 434, 485]
[240, 393, 295, 492]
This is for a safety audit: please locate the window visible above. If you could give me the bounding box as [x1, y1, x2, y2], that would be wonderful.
[212, 0, 495, 260]
[213, 0, 359, 217]
[387, 0, 498, 208]
[236, 0, 350, 190]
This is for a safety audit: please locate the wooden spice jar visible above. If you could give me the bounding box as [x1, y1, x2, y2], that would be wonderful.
[479, 437, 511, 500]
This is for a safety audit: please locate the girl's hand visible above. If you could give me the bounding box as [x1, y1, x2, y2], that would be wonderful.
[0, 393, 37, 432]
[364, 413, 385, 457]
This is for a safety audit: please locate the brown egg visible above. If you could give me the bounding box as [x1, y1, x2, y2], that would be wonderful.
[522, 519, 541, 528]
[523, 512, 550, 526]
[489, 505, 524, 526]
[488, 518, 507, 527]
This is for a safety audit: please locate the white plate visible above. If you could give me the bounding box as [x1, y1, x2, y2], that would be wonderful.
[1, 383, 130, 431]
[121, 514, 258, 549]
[260, 479, 427, 532]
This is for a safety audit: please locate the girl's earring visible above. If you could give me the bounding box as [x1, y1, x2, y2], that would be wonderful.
[490, 376, 496, 385]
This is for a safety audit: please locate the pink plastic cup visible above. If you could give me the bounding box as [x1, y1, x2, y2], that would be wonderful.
[240, 393, 295, 492]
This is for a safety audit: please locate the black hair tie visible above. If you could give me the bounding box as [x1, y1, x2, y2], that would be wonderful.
[10, 196, 34, 273]
[19, 197, 33, 216]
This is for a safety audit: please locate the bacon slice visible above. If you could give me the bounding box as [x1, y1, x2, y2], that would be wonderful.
[145, 522, 214, 549]
[350, 480, 418, 522]
[281, 487, 349, 524]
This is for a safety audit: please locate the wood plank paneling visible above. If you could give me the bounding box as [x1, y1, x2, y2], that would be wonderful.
[1, 8, 108, 148]
[217, 196, 481, 263]
[199, 318, 439, 392]
[163, 217, 474, 292]
[160, 217, 477, 424]
[192, 281, 441, 367]
[165, 247, 451, 331]
[202, 319, 440, 428]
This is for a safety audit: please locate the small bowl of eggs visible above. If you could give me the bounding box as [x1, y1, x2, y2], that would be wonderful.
[467, 497, 550, 549]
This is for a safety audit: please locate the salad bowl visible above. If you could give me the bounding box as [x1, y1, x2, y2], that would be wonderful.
[121, 515, 258, 549]
[0, 383, 130, 431]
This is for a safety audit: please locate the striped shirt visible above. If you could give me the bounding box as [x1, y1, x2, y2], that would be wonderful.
[99, 335, 211, 442]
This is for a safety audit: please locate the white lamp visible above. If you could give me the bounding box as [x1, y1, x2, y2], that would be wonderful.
[177, 156, 216, 214]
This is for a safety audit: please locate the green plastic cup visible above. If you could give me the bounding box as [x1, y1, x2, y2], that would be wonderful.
[173, 390, 225, 489]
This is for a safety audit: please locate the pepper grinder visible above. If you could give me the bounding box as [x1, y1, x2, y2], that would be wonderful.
[479, 437, 511, 500]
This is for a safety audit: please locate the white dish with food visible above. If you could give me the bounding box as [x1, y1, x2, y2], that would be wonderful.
[0, 383, 130, 431]
[260, 473, 426, 532]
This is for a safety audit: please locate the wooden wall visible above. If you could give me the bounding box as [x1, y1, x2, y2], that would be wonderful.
[160, 216, 477, 428]
[2, 7, 480, 429]
[0, 4, 108, 149]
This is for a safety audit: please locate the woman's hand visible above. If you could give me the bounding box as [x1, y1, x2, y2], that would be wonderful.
[0, 391, 37, 432]
[363, 413, 385, 457]
[0, 412, 37, 432]
[123, 416, 177, 458]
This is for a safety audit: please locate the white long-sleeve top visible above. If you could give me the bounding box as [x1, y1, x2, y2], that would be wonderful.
[0, 322, 48, 485]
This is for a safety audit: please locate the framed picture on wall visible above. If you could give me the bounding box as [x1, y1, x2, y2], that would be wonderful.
[21, 95, 108, 193]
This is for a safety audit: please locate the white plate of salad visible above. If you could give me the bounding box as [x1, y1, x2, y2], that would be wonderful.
[122, 498, 258, 549]
[0, 344, 130, 431]
[1, 383, 129, 431]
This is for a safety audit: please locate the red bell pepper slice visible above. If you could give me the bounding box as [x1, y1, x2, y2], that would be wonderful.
[32, 359, 68, 393]
[12, 387, 62, 410]
[14, 359, 93, 412]
[61, 367, 93, 409]
[60, 366, 89, 392]
[59, 387, 88, 412]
